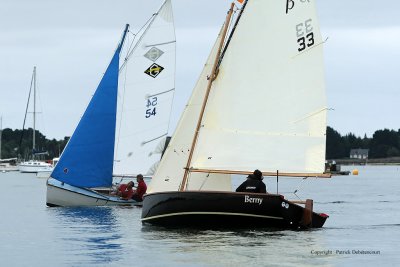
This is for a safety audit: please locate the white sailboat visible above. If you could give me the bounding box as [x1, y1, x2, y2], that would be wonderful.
[46, 0, 176, 207]
[18, 67, 52, 173]
[142, 0, 330, 229]
[36, 157, 59, 178]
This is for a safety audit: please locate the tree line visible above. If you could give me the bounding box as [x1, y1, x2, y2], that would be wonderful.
[0, 128, 69, 160]
[1, 126, 399, 160]
[326, 127, 400, 159]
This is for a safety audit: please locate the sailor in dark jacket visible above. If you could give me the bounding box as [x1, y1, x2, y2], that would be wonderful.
[235, 169, 267, 193]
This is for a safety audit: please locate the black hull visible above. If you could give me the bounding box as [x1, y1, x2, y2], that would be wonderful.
[142, 191, 328, 229]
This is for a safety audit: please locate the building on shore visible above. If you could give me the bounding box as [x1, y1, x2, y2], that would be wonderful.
[350, 149, 369, 159]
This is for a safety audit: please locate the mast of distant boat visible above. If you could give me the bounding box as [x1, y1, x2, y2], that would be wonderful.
[32, 66, 37, 157]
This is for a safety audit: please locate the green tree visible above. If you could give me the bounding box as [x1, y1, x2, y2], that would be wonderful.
[370, 129, 400, 158]
[326, 126, 346, 159]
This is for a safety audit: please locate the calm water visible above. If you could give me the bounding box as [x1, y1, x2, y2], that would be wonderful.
[1, 166, 399, 266]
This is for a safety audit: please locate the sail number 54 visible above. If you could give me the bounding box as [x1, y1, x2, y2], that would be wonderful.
[296, 19, 314, 52]
[146, 97, 157, 118]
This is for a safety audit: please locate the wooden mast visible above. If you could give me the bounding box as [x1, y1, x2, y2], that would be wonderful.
[180, 3, 236, 191]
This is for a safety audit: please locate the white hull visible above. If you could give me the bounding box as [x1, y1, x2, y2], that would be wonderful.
[0, 165, 18, 172]
[46, 178, 140, 207]
[19, 161, 52, 173]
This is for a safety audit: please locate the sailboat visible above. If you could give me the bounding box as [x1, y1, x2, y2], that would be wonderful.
[142, 0, 330, 229]
[46, 0, 176, 207]
[18, 67, 52, 173]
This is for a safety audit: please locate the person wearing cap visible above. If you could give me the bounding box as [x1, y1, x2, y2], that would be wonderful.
[131, 174, 147, 202]
[235, 169, 267, 193]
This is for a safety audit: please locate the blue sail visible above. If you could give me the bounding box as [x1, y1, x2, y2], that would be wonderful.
[52, 26, 128, 188]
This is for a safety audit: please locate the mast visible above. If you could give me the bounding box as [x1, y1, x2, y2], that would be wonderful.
[32, 66, 36, 156]
[180, 3, 236, 191]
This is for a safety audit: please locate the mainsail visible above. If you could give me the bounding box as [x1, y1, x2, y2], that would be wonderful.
[149, 0, 327, 193]
[51, 26, 128, 188]
[114, 0, 176, 176]
[191, 0, 327, 175]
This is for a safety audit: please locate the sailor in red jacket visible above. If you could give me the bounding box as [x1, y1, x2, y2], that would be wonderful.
[132, 174, 147, 202]
[116, 181, 134, 200]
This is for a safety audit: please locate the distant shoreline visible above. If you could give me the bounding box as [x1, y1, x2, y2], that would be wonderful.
[331, 157, 400, 166]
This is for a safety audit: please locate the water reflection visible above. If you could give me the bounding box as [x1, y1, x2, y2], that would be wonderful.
[140, 225, 330, 267]
[48, 206, 127, 265]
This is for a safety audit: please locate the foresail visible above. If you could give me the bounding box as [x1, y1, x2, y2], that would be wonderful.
[191, 0, 327, 174]
[51, 33, 125, 187]
[148, 27, 232, 193]
[114, 0, 175, 177]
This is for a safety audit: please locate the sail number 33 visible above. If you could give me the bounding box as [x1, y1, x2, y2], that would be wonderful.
[296, 19, 314, 52]
[146, 97, 157, 118]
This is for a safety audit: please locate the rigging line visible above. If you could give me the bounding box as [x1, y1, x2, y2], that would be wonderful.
[115, 31, 132, 162]
[125, 13, 157, 56]
[34, 76, 48, 144]
[292, 107, 328, 124]
[144, 40, 176, 48]
[217, 0, 248, 70]
[19, 69, 35, 155]
[146, 88, 175, 99]
[293, 177, 309, 200]
[120, 8, 164, 70]
[199, 173, 210, 190]
[141, 133, 168, 146]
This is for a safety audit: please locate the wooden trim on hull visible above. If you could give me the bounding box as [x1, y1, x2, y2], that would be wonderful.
[142, 191, 328, 229]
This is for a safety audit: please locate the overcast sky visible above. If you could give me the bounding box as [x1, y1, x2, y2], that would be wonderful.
[0, 0, 399, 140]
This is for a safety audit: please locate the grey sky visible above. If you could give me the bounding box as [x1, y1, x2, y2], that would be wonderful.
[0, 0, 399, 140]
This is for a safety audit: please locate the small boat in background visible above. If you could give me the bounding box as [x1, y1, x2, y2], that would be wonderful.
[325, 160, 350, 176]
[18, 67, 51, 173]
[36, 157, 59, 178]
[0, 158, 18, 172]
[19, 160, 51, 173]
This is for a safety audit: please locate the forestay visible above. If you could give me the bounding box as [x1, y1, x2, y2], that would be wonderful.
[191, 0, 327, 174]
[114, 0, 176, 176]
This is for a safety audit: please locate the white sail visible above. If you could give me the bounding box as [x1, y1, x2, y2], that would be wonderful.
[148, 27, 231, 193]
[191, 0, 327, 174]
[114, 0, 176, 176]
